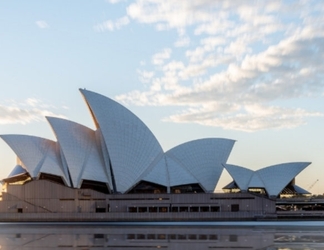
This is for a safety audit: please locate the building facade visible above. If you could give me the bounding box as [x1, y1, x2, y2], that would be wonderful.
[0, 89, 313, 221]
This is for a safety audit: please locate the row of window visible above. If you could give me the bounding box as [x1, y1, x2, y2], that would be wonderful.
[128, 205, 221, 213]
[127, 233, 219, 241]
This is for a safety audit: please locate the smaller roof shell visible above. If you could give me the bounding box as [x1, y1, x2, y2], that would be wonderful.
[47, 117, 112, 189]
[224, 162, 311, 197]
[258, 162, 311, 197]
[0, 134, 70, 186]
[293, 185, 311, 195]
[165, 138, 235, 192]
[223, 164, 254, 192]
[7, 165, 27, 178]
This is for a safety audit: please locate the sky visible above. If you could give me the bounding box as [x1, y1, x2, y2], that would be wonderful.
[0, 0, 323, 194]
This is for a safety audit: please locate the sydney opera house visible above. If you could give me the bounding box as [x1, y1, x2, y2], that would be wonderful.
[0, 89, 314, 221]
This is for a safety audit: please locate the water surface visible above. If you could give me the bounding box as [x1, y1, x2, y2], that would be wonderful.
[0, 221, 323, 249]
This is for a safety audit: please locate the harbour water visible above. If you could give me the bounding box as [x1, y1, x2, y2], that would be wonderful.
[0, 221, 324, 249]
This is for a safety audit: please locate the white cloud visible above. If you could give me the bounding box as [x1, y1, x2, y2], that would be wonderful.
[35, 20, 49, 29]
[201, 37, 226, 50]
[186, 47, 205, 63]
[174, 36, 190, 47]
[166, 104, 323, 132]
[113, 0, 324, 131]
[94, 16, 129, 32]
[0, 99, 66, 125]
[127, 1, 199, 31]
[194, 18, 233, 36]
[152, 48, 172, 65]
[25, 98, 39, 107]
[137, 70, 155, 83]
[106, 0, 125, 3]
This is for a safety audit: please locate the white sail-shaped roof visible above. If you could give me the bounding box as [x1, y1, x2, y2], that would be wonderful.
[257, 162, 311, 197]
[293, 185, 311, 195]
[47, 117, 112, 189]
[248, 173, 265, 188]
[7, 165, 27, 178]
[0, 134, 70, 185]
[79, 89, 164, 193]
[224, 164, 254, 192]
[141, 155, 169, 188]
[224, 162, 311, 197]
[165, 155, 199, 187]
[165, 138, 235, 192]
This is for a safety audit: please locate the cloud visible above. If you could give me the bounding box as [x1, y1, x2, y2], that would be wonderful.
[106, 0, 125, 3]
[0, 99, 66, 125]
[174, 36, 190, 47]
[113, 0, 324, 131]
[127, 1, 198, 31]
[166, 104, 323, 132]
[137, 70, 155, 83]
[152, 48, 172, 65]
[94, 16, 129, 32]
[35, 20, 49, 29]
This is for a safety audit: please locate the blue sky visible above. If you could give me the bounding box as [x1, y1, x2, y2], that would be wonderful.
[0, 0, 323, 194]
